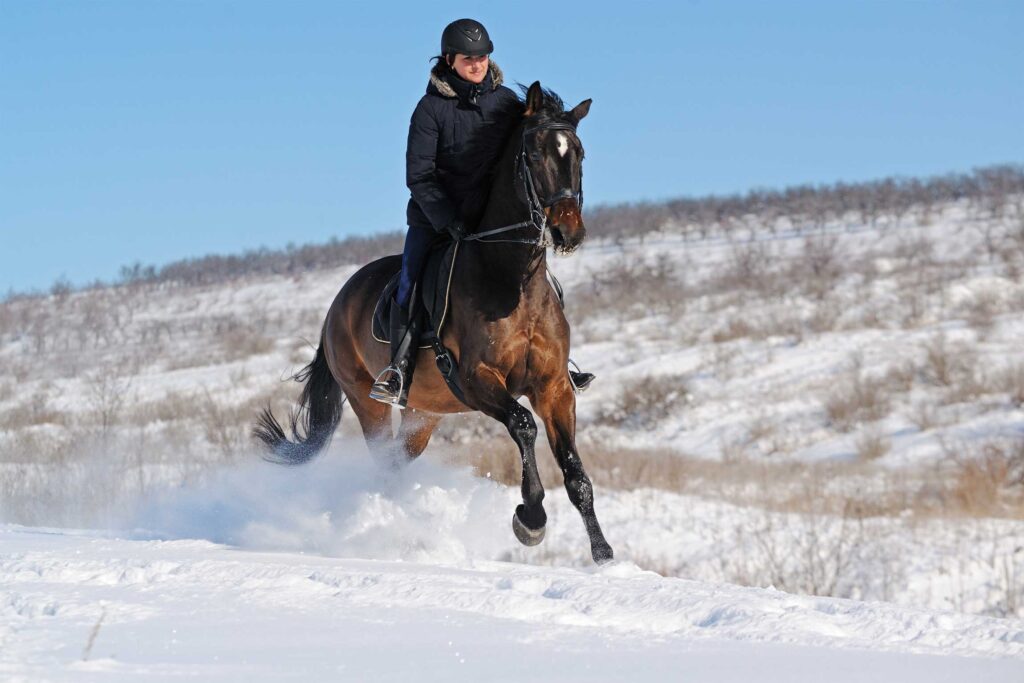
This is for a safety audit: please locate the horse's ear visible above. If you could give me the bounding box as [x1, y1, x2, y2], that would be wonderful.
[524, 81, 543, 116]
[569, 99, 592, 125]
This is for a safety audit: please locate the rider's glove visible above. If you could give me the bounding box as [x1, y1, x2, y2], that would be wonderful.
[445, 219, 466, 241]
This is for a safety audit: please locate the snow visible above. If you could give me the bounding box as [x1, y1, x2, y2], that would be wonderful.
[4, 453, 1024, 680]
[3, 523, 1024, 682]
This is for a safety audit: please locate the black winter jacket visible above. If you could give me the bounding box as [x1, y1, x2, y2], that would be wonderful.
[406, 61, 522, 232]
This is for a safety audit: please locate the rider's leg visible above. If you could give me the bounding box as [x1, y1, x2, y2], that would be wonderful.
[370, 225, 436, 406]
[396, 224, 437, 310]
[568, 362, 595, 394]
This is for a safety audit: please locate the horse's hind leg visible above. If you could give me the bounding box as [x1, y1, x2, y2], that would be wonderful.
[531, 378, 613, 564]
[344, 381, 397, 463]
[397, 409, 442, 459]
[461, 365, 547, 546]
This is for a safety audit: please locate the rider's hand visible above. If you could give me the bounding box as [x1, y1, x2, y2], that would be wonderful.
[446, 219, 466, 241]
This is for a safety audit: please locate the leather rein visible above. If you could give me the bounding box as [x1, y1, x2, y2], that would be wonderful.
[461, 121, 584, 247]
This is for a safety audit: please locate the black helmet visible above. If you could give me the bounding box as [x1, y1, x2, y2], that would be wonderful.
[441, 19, 493, 57]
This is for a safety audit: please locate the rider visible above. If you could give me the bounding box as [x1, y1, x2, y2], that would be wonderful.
[370, 18, 594, 407]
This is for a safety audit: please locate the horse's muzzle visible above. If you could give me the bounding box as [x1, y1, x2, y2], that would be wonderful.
[547, 199, 586, 255]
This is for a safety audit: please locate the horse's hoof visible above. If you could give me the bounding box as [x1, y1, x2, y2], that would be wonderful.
[512, 511, 546, 547]
[592, 544, 614, 565]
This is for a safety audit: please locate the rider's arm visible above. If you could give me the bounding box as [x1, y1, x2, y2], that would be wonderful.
[406, 98, 458, 232]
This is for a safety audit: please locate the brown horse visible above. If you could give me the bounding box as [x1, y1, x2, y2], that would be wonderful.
[255, 82, 613, 564]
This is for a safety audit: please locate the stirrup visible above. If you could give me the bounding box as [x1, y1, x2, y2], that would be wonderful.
[369, 365, 405, 406]
[568, 358, 595, 395]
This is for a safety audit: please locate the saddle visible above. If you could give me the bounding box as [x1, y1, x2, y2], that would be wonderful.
[372, 241, 460, 348]
[369, 240, 572, 404]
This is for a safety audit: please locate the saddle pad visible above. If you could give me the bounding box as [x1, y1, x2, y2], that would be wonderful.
[372, 241, 460, 347]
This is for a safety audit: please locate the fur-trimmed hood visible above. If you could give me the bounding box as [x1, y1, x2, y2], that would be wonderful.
[428, 60, 505, 100]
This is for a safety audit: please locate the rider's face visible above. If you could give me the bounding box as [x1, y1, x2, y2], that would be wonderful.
[450, 54, 489, 84]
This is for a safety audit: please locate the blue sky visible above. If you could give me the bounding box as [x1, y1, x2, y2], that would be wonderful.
[1, 1, 1021, 293]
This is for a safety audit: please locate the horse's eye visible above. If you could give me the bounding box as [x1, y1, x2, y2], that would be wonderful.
[529, 152, 542, 161]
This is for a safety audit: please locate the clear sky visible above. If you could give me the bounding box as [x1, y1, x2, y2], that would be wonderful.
[2, 1, 1021, 293]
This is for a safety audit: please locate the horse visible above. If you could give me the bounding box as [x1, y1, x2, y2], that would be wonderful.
[254, 82, 613, 564]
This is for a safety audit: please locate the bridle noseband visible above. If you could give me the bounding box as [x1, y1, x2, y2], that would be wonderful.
[463, 120, 584, 247]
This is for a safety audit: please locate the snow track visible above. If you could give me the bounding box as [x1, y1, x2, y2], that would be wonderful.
[2, 525, 1023, 682]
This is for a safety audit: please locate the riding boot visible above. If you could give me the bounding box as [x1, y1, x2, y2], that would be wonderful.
[568, 359, 595, 395]
[369, 300, 420, 407]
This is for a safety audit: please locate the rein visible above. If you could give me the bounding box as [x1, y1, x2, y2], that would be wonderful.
[461, 121, 583, 247]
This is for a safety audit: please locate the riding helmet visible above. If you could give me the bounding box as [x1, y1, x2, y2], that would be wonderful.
[441, 18, 493, 57]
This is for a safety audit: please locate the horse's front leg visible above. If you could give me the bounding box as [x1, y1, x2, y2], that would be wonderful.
[461, 363, 547, 546]
[531, 377, 614, 564]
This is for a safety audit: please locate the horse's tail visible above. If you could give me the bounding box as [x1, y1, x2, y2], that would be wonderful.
[254, 333, 343, 466]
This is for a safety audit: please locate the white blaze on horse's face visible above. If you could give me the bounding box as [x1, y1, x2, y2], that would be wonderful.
[556, 132, 569, 158]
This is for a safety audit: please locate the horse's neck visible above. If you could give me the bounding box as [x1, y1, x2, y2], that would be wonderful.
[473, 125, 547, 289]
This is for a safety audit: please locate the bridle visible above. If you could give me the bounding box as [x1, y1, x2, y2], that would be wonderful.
[462, 121, 584, 247]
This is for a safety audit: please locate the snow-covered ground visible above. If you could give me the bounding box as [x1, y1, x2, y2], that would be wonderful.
[2, 198, 1024, 677]
[5, 528, 1024, 682]
[3, 452, 1023, 680]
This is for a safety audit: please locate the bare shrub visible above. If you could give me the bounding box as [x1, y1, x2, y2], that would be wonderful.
[567, 253, 686, 320]
[922, 333, 976, 388]
[717, 238, 776, 294]
[797, 233, 844, 300]
[594, 374, 692, 430]
[807, 297, 840, 334]
[998, 218, 1024, 280]
[730, 499, 865, 597]
[855, 428, 891, 461]
[883, 361, 916, 394]
[964, 290, 1001, 338]
[1000, 363, 1024, 408]
[711, 316, 755, 343]
[908, 400, 943, 432]
[197, 391, 253, 460]
[85, 370, 133, 436]
[824, 355, 892, 432]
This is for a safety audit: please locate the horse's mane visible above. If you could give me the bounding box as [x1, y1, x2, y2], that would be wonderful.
[460, 84, 571, 229]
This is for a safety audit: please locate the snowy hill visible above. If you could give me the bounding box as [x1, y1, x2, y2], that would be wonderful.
[2, 173, 1024, 677]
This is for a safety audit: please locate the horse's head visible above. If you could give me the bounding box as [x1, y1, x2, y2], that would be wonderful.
[520, 81, 592, 255]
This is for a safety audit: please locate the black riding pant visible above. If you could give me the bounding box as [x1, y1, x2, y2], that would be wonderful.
[397, 224, 445, 309]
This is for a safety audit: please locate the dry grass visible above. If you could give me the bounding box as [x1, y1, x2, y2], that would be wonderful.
[947, 439, 1024, 517]
[0, 387, 73, 431]
[443, 430, 1024, 523]
[220, 325, 277, 359]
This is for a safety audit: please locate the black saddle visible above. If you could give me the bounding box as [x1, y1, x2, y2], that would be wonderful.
[373, 241, 460, 347]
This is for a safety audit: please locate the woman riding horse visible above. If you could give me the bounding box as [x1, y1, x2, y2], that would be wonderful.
[255, 20, 614, 564]
[370, 18, 594, 407]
